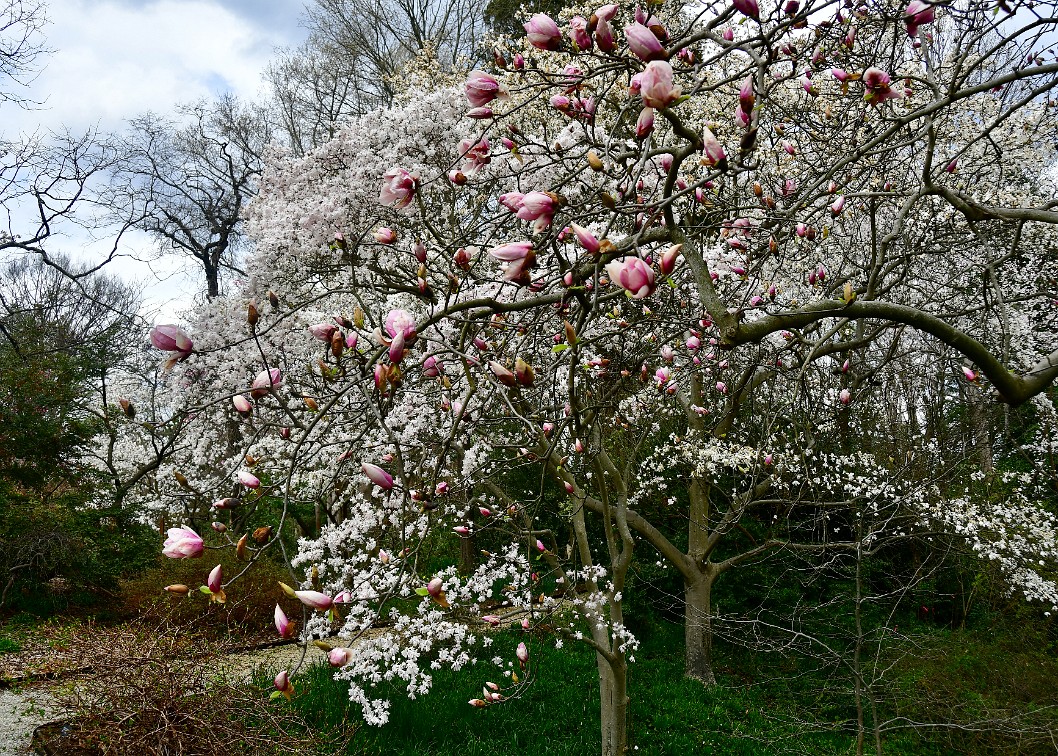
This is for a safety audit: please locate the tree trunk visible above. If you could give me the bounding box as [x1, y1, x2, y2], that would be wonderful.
[597, 650, 630, 756]
[684, 567, 717, 685]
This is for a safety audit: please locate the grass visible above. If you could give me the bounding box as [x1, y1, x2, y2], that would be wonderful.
[269, 621, 879, 755]
[258, 611, 1058, 755]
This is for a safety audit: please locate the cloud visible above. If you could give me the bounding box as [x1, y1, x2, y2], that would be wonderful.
[6, 0, 305, 137]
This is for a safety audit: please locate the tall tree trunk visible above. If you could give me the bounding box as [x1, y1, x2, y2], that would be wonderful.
[685, 565, 717, 685]
[597, 649, 630, 756]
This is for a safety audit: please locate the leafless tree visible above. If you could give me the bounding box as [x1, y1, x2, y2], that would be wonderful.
[105, 95, 272, 299]
[0, 0, 48, 107]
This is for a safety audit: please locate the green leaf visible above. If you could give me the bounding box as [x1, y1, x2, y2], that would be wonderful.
[552, 344, 569, 353]
[415, 587, 429, 596]
[199, 585, 212, 595]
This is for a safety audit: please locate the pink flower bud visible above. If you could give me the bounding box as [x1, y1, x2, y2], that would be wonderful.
[162, 526, 204, 559]
[362, 463, 394, 490]
[635, 106, 655, 139]
[373, 227, 397, 244]
[701, 127, 727, 170]
[516, 642, 529, 665]
[571, 223, 601, 254]
[237, 470, 260, 489]
[427, 577, 444, 597]
[275, 604, 294, 639]
[962, 365, 977, 382]
[294, 590, 333, 611]
[732, 0, 759, 19]
[454, 526, 470, 535]
[839, 389, 852, 405]
[329, 647, 352, 667]
[207, 564, 223, 593]
[150, 324, 193, 354]
[624, 23, 665, 61]
[524, 13, 562, 50]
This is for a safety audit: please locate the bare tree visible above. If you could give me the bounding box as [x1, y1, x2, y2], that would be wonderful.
[105, 96, 272, 298]
[0, 0, 48, 107]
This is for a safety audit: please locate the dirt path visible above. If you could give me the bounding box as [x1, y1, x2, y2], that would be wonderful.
[0, 687, 58, 756]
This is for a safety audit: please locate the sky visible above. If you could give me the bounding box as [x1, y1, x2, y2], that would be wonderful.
[3, 0, 310, 320]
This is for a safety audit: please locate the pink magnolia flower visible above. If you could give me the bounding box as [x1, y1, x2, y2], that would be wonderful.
[831, 196, 846, 216]
[458, 137, 491, 174]
[162, 526, 203, 559]
[384, 309, 417, 340]
[569, 16, 592, 51]
[962, 365, 977, 382]
[596, 3, 618, 21]
[596, 19, 616, 52]
[862, 67, 902, 104]
[275, 604, 295, 639]
[625, 23, 665, 61]
[150, 324, 193, 354]
[237, 470, 260, 489]
[294, 590, 332, 611]
[207, 564, 223, 593]
[571, 223, 601, 254]
[465, 71, 505, 108]
[233, 394, 252, 415]
[308, 323, 338, 342]
[516, 642, 529, 665]
[839, 388, 852, 405]
[499, 191, 524, 212]
[250, 367, 282, 399]
[489, 241, 536, 284]
[732, 0, 760, 20]
[379, 167, 418, 209]
[515, 191, 559, 225]
[373, 227, 397, 244]
[701, 127, 727, 170]
[524, 13, 562, 50]
[640, 60, 681, 109]
[329, 647, 352, 667]
[904, 0, 935, 36]
[605, 257, 656, 299]
[422, 355, 442, 378]
[362, 462, 394, 490]
[636, 106, 655, 139]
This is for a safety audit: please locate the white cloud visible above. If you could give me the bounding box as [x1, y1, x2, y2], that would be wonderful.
[6, 0, 295, 137]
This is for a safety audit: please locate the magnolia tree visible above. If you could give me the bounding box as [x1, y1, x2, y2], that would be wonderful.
[143, 1, 1058, 753]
